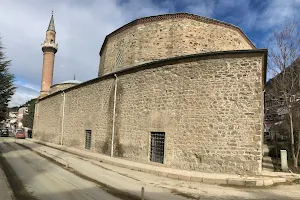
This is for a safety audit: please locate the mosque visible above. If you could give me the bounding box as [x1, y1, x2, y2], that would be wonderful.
[33, 12, 267, 174]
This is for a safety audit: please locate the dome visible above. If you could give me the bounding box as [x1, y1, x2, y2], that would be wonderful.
[61, 80, 82, 84]
[98, 13, 255, 76]
[49, 80, 82, 94]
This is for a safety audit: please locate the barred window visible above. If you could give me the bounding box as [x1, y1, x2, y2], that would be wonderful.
[115, 39, 124, 68]
[150, 132, 165, 164]
[85, 130, 92, 150]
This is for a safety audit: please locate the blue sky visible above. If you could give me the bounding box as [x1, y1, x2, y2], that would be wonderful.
[0, 0, 299, 106]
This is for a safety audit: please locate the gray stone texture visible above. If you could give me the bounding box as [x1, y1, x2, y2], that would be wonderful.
[34, 52, 265, 175]
[99, 17, 254, 76]
[34, 94, 63, 144]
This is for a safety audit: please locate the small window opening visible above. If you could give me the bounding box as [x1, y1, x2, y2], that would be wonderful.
[85, 130, 92, 150]
[150, 132, 165, 164]
[115, 39, 124, 68]
[50, 39, 54, 44]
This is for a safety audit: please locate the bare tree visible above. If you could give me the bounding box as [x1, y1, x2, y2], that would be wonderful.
[267, 19, 300, 168]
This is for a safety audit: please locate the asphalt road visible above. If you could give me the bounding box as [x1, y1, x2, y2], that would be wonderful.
[0, 138, 122, 200]
[0, 138, 189, 200]
[2, 137, 300, 200]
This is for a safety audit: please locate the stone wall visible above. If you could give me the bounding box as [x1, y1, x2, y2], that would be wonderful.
[33, 93, 63, 144]
[34, 50, 266, 174]
[99, 14, 255, 76]
[115, 53, 264, 174]
[62, 79, 114, 152]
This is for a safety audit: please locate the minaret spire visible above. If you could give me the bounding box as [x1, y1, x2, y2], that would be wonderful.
[47, 11, 55, 32]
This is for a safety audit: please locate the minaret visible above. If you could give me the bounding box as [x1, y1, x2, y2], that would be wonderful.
[40, 11, 58, 96]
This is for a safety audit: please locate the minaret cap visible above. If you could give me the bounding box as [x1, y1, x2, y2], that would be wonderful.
[47, 11, 55, 32]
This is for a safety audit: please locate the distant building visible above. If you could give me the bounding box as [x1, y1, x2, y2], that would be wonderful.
[3, 111, 18, 130]
[264, 59, 300, 141]
[17, 106, 28, 128]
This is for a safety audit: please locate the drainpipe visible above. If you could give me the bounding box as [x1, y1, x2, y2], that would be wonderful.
[111, 74, 118, 157]
[61, 91, 66, 145]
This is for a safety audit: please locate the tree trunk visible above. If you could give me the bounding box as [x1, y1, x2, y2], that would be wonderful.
[289, 113, 296, 167]
[296, 127, 300, 168]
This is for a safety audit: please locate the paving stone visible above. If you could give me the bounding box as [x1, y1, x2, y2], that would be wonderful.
[177, 174, 191, 181]
[149, 169, 160, 175]
[203, 178, 216, 184]
[158, 171, 168, 177]
[228, 179, 246, 186]
[140, 168, 150, 173]
[263, 179, 274, 186]
[256, 180, 264, 186]
[245, 180, 256, 186]
[214, 178, 228, 185]
[272, 178, 286, 184]
[167, 173, 179, 179]
[190, 176, 203, 182]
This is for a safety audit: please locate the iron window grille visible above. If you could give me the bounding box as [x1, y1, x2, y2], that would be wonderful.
[150, 132, 165, 164]
[115, 39, 124, 67]
[85, 130, 92, 150]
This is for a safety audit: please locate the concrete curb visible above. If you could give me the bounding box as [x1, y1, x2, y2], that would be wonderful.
[28, 139, 294, 187]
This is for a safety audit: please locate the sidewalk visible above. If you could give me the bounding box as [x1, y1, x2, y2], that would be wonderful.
[28, 138, 299, 187]
[0, 160, 14, 200]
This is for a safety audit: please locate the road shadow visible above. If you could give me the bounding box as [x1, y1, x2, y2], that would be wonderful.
[1, 139, 299, 200]
[0, 138, 43, 154]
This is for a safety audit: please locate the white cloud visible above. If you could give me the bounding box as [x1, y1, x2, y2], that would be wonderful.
[1, 0, 169, 106]
[9, 82, 39, 107]
[257, 0, 300, 29]
[184, 0, 215, 17]
[1, 0, 299, 107]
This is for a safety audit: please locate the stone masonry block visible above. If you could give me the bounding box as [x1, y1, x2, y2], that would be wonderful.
[255, 180, 264, 187]
[167, 173, 179, 179]
[228, 179, 246, 186]
[177, 174, 191, 181]
[263, 179, 274, 186]
[158, 171, 168, 177]
[214, 178, 228, 185]
[203, 178, 216, 184]
[272, 178, 286, 184]
[190, 176, 203, 182]
[245, 180, 256, 186]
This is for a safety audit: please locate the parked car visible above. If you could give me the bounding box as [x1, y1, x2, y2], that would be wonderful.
[15, 129, 26, 139]
[0, 129, 9, 137]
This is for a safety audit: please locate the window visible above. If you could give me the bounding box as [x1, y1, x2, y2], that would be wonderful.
[115, 39, 124, 68]
[85, 130, 92, 150]
[150, 132, 165, 164]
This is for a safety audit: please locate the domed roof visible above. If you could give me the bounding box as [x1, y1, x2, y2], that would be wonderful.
[61, 80, 82, 84]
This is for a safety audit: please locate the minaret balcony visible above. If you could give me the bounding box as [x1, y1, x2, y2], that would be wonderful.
[41, 42, 58, 50]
